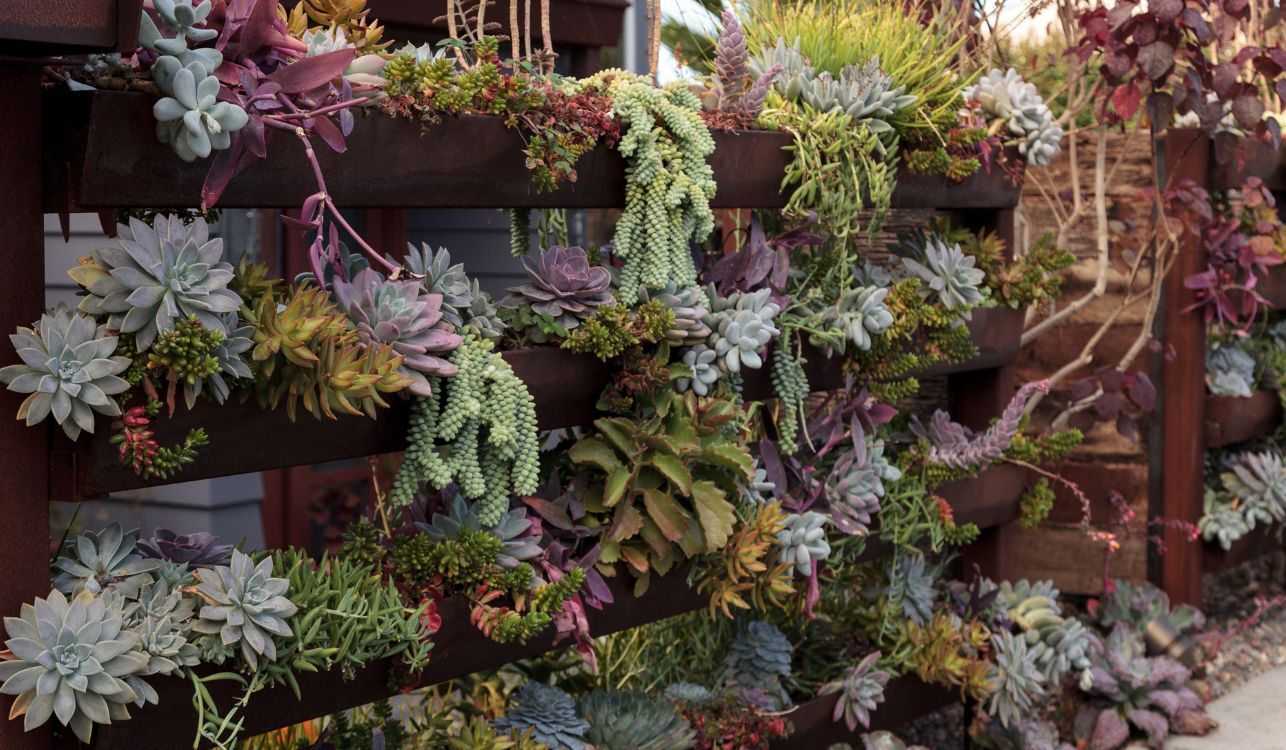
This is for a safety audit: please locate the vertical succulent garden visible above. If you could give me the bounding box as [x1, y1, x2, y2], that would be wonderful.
[4, 0, 1211, 748]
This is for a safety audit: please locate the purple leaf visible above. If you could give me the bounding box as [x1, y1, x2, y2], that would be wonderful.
[757, 436, 788, 498]
[1146, 91, 1175, 128]
[1151, 0, 1183, 22]
[201, 136, 253, 210]
[1069, 377, 1097, 402]
[1232, 94, 1265, 130]
[1138, 41, 1176, 81]
[1089, 709, 1131, 750]
[1094, 391, 1124, 420]
[311, 115, 348, 153]
[1182, 8, 1212, 44]
[1116, 412, 1138, 441]
[269, 50, 356, 94]
[1128, 371, 1157, 411]
[522, 496, 575, 530]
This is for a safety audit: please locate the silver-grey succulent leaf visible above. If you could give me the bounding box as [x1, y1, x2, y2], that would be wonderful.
[1200, 487, 1252, 550]
[53, 524, 164, 598]
[417, 493, 541, 569]
[750, 38, 813, 102]
[1206, 344, 1257, 397]
[74, 215, 243, 351]
[402, 243, 474, 329]
[985, 629, 1046, 729]
[152, 0, 218, 45]
[1001, 580, 1091, 686]
[819, 651, 890, 732]
[801, 58, 916, 135]
[152, 57, 249, 162]
[901, 237, 986, 314]
[814, 285, 895, 353]
[0, 589, 150, 743]
[677, 344, 722, 395]
[705, 287, 781, 374]
[776, 511, 832, 577]
[664, 682, 713, 704]
[826, 429, 900, 535]
[964, 68, 1063, 167]
[333, 267, 464, 396]
[741, 460, 777, 505]
[1221, 449, 1286, 525]
[191, 550, 297, 670]
[0, 304, 131, 440]
[494, 682, 591, 750]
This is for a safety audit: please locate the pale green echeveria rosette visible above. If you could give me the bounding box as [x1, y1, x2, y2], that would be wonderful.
[0, 304, 131, 440]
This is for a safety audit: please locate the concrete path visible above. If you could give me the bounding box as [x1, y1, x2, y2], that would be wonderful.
[1156, 666, 1286, 749]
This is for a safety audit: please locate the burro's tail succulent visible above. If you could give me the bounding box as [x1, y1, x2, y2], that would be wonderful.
[0, 304, 132, 440]
[0, 589, 150, 743]
[332, 267, 463, 396]
[190, 549, 297, 670]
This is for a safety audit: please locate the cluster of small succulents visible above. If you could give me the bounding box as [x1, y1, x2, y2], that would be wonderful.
[810, 285, 896, 354]
[1206, 342, 1257, 397]
[984, 629, 1046, 729]
[751, 39, 917, 139]
[333, 268, 463, 396]
[1200, 448, 1286, 549]
[1000, 579, 1092, 688]
[53, 524, 163, 597]
[963, 68, 1063, 167]
[638, 283, 713, 347]
[415, 493, 542, 570]
[826, 429, 902, 535]
[775, 511, 832, 577]
[704, 288, 782, 374]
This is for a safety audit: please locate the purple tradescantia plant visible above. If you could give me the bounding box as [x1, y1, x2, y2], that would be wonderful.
[502, 246, 614, 330]
[137, 528, 234, 567]
[911, 380, 1049, 469]
[333, 268, 463, 396]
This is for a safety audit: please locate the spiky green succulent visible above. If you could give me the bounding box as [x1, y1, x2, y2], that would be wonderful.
[580, 690, 695, 750]
[333, 268, 463, 397]
[0, 589, 150, 743]
[0, 304, 132, 440]
[185, 311, 253, 405]
[776, 511, 831, 577]
[985, 629, 1046, 729]
[494, 683, 591, 750]
[820, 651, 890, 732]
[190, 550, 297, 670]
[403, 243, 473, 328]
[69, 215, 242, 351]
[53, 524, 163, 597]
[900, 237, 986, 314]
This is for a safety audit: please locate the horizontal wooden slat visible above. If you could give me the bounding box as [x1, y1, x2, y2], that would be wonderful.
[772, 674, 957, 747]
[1204, 390, 1283, 449]
[42, 92, 1024, 212]
[0, 0, 140, 56]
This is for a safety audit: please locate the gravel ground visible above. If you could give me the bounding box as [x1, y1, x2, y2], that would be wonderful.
[888, 552, 1286, 749]
[1193, 551, 1286, 702]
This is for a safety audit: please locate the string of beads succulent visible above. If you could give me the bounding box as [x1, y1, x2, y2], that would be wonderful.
[591, 70, 717, 304]
[388, 336, 539, 524]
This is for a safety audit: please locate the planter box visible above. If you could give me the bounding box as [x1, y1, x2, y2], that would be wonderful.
[1205, 389, 1283, 449]
[917, 306, 1024, 378]
[42, 91, 1025, 212]
[771, 674, 957, 748]
[1203, 525, 1283, 576]
[369, 0, 629, 50]
[1209, 135, 1286, 193]
[84, 463, 1023, 748]
[0, 0, 141, 56]
[1261, 264, 1286, 311]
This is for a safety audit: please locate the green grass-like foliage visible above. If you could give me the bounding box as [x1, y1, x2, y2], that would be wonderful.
[740, 0, 973, 134]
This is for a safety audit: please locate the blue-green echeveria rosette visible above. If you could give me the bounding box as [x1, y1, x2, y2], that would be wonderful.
[0, 589, 151, 743]
[332, 268, 463, 397]
[190, 550, 297, 670]
[69, 215, 243, 352]
[901, 237, 986, 314]
[53, 524, 164, 597]
[494, 682, 591, 750]
[0, 304, 132, 440]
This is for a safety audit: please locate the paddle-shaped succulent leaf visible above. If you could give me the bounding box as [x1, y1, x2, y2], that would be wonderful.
[69, 215, 242, 351]
[190, 550, 297, 669]
[152, 56, 249, 162]
[0, 304, 131, 440]
[332, 268, 463, 396]
[0, 589, 149, 743]
[53, 524, 163, 597]
[776, 511, 831, 577]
